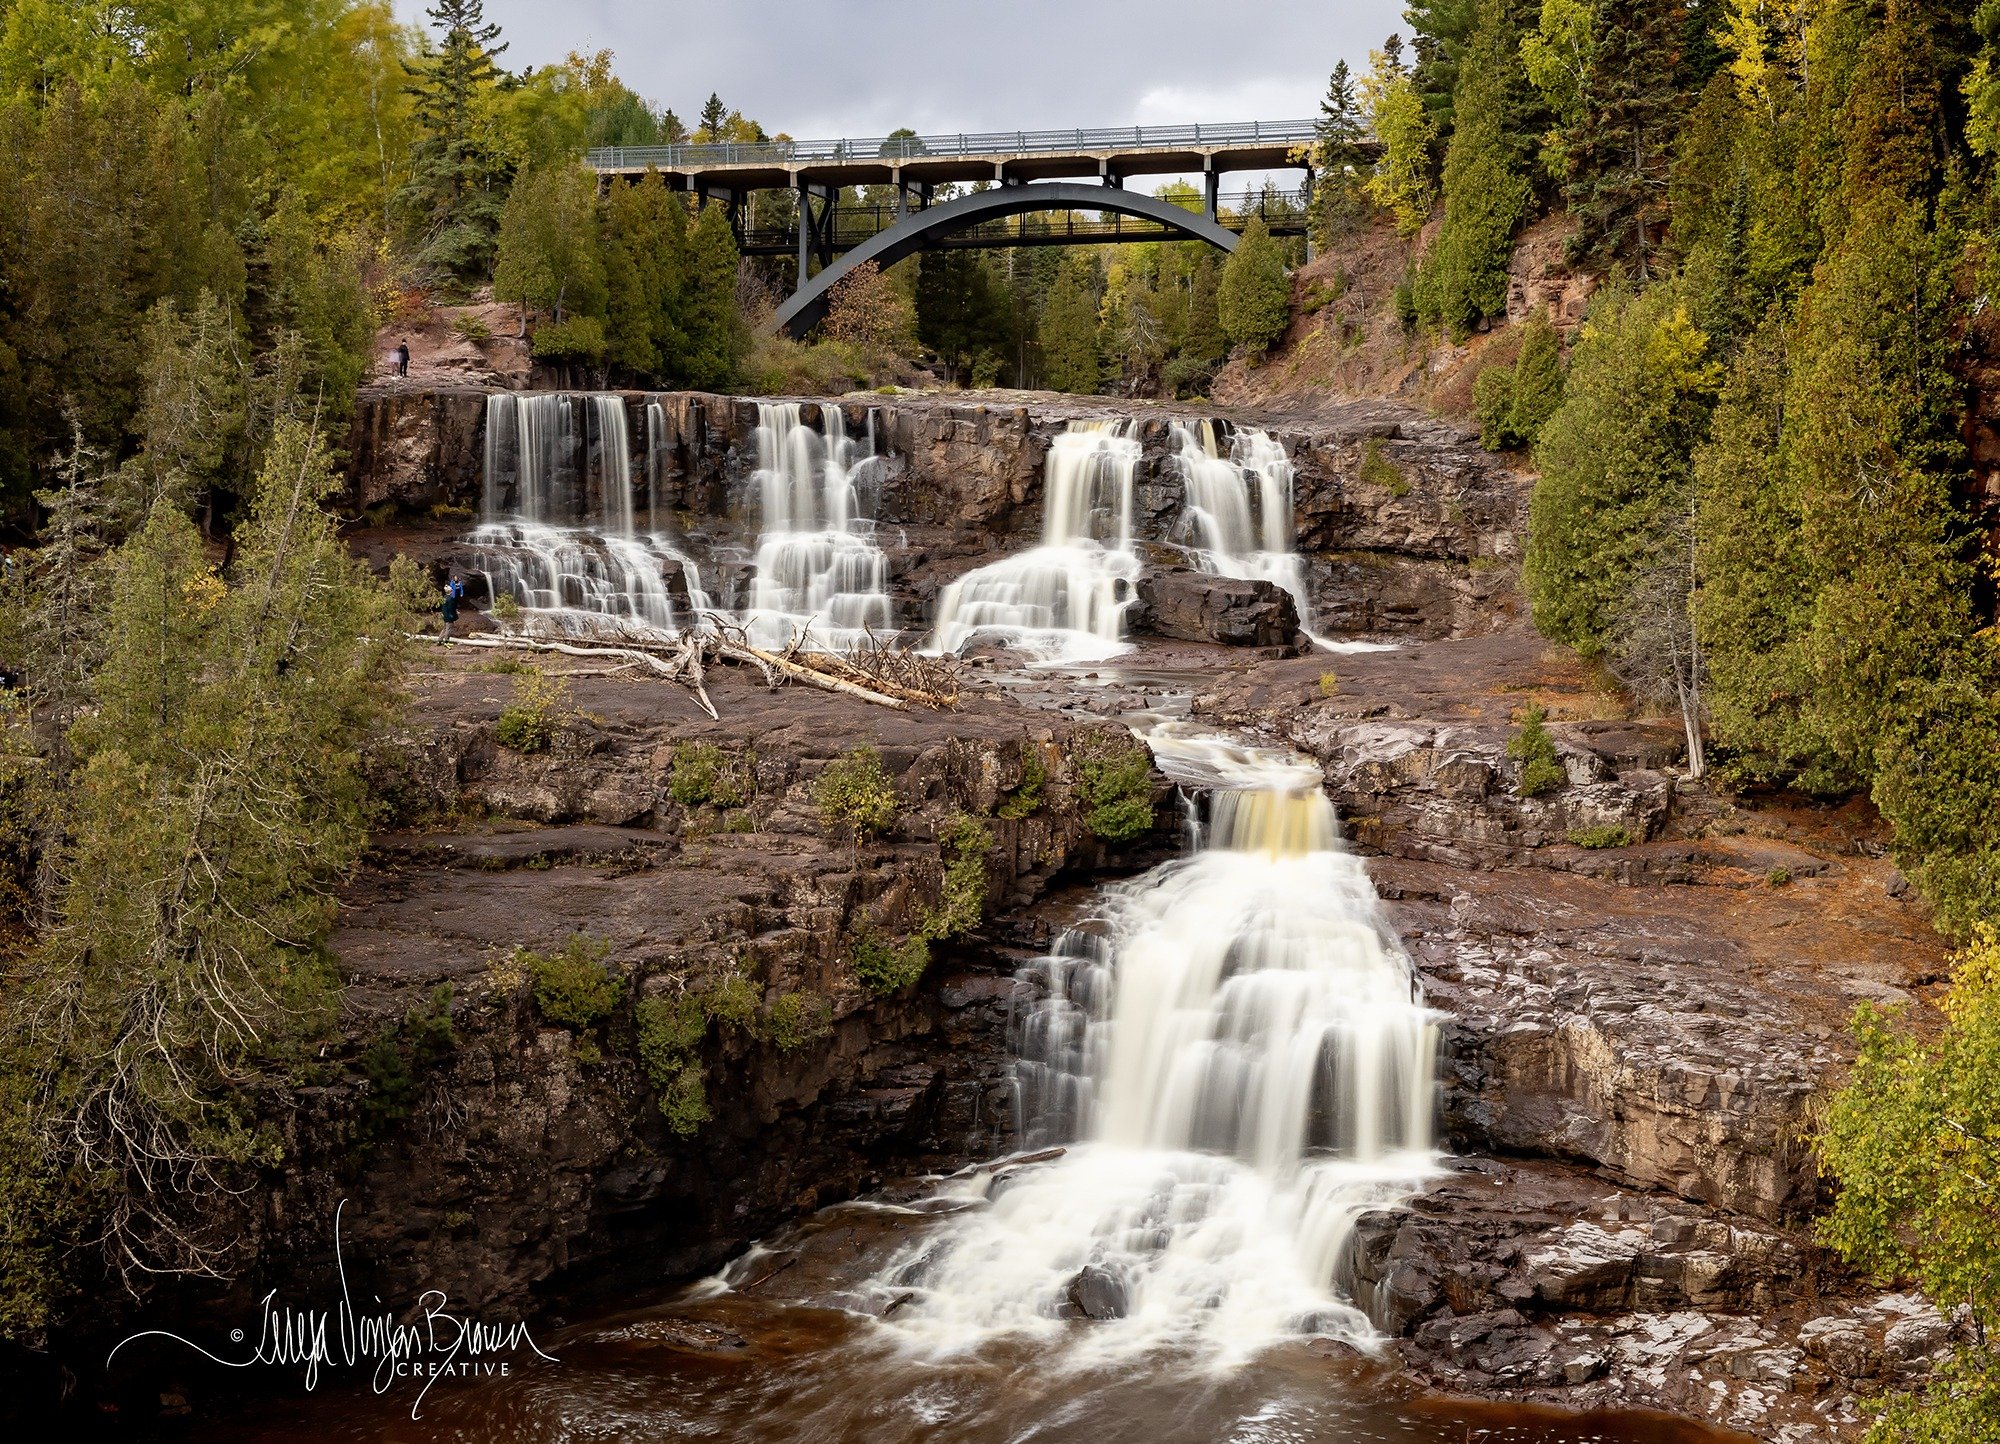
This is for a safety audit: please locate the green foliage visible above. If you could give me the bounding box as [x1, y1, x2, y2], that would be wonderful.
[763, 991, 832, 1053]
[1073, 732, 1155, 842]
[1319, 670, 1340, 697]
[813, 747, 899, 838]
[680, 200, 749, 389]
[1358, 436, 1411, 498]
[1412, 0, 1536, 338]
[1525, 287, 1719, 658]
[0, 418, 409, 1323]
[1217, 216, 1290, 356]
[923, 813, 992, 941]
[1568, 824, 1633, 849]
[1508, 706, 1567, 797]
[1862, 1351, 2000, 1444]
[669, 741, 753, 808]
[1817, 928, 2000, 1393]
[495, 670, 571, 753]
[1038, 252, 1102, 394]
[359, 986, 457, 1136]
[850, 930, 930, 995]
[634, 990, 724, 1136]
[522, 933, 621, 1046]
[1873, 660, 2000, 940]
[1362, 55, 1438, 237]
[1474, 310, 1564, 451]
[997, 746, 1047, 820]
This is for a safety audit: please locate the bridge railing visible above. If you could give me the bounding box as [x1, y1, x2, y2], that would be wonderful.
[589, 119, 1320, 173]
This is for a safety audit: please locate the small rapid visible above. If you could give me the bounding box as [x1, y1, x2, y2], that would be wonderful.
[857, 726, 1440, 1368]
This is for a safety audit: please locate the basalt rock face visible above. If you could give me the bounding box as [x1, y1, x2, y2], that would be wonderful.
[1132, 568, 1303, 649]
[1342, 1157, 1962, 1440]
[212, 663, 1177, 1329]
[343, 387, 1529, 638]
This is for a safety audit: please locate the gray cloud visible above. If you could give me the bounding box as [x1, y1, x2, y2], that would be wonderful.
[395, 0, 1410, 140]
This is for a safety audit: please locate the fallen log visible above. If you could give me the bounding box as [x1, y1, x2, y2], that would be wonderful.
[424, 633, 721, 719]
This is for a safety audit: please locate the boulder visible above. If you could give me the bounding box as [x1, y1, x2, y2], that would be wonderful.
[1065, 1265, 1128, 1321]
[1132, 568, 1302, 648]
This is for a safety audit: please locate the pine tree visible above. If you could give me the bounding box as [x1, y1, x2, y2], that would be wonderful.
[678, 200, 746, 389]
[1217, 216, 1290, 356]
[697, 92, 727, 142]
[397, 0, 510, 281]
[1312, 61, 1370, 243]
[1561, 0, 1694, 276]
[1038, 253, 1102, 394]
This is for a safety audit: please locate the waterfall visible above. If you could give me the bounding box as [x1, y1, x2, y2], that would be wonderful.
[1172, 421, 1314, 632]
[474, 392, 710, 637]
[928, 421, 1142, 662]
[868, 728, 1439, 1365]
[741, 401, 893, 650]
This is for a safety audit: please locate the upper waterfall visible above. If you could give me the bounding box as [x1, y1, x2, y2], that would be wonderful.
[1171, 420, 1314, 634]
[928, 421, 1143, 662]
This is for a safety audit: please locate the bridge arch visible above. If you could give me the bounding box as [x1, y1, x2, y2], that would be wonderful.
[769, 182, 1241, 338]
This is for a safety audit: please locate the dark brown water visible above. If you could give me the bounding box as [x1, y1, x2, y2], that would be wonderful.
[177, 1197, 1747, 1444]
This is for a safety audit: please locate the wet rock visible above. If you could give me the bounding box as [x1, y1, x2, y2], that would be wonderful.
[1132, 568, 1303, 649]
[1065, 1265, 1129, 1321]
[1799, 1316, 1880, 1380]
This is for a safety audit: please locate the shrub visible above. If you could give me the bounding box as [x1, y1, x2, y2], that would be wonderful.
[358, 985, 456, 1135]
[523, 934, 621, 1063]
[923, 813, 992, 941]
[451, 311, 493, 342]
[1073, 733, 1154, 842]
[670, 741, 752, 808]
[1767, 866, 1792, 887]
[1507, 706, 1567, 797]
[1358, 437, 1410, 498]
[851, 930, 930, 994]
[813, 747, 899, 837]
[997, 747, 1047, 820]
[1568, 824, 1634, 849]
[491, 592, 521, 623]
[635, 994, 710, 1135]
[1318, 670, 1340, 697]
[495, 670, 572, 753]
[764, 990, 832, 1052]
[476, 657, 532, 675]
[530, 315, 607, 363]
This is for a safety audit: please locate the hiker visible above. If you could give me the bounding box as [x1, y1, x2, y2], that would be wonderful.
[394, 340, 410, 377]
[439, 575, 459, 641]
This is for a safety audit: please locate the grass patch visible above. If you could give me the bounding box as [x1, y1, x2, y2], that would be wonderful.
[1073, 733, 1155, 842]
[851, 930, 930, 994]
[923, 813, 992, 940]
[1507, 706, 1567, 798]
[814, 747, 899, 838]
[670, 741, 754, 808]
[522, 934, 620, 1062]
[1568, 824, 1634, 849]
[1358, 437, 1411, 498]
[764, 991, 833, 1052]
[996, 746, 1047, 820]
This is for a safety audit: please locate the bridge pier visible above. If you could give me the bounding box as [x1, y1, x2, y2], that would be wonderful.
[1204, 161, 1219, 223]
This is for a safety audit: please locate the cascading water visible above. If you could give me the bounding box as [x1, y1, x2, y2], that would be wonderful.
[1172, 419, 1315, 633]
[864, 727, 1440, 1367]
[741, 401, 893, 650]
[472, 392, 711, 638]
[928, 421, 1142, 662]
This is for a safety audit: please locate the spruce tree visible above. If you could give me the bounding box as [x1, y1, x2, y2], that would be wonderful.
[1312, 61, 1369, 243]
[397, 0, 510, 281]
[697, 92, 727, 142]
[1038, 254, 1102, 394]
[1217, 216, 1289, 356]
[1561, 0, 1691, 276]
[678, 200, 746, 389]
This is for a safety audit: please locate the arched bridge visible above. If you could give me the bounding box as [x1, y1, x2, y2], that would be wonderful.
[770, 183, 1244, 336]
[586, 120, 1359, 338]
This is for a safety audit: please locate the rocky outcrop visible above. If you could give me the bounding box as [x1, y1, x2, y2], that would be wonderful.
[343, 386, 490, 511]
[1132, 568, 1302, 648]
[1343, 1158, 1958, 1441]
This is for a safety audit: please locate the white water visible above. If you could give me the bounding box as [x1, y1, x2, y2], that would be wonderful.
[866, 728, 1440, 1367]
[742, 401, 894, 650]
[476, 393, 710, 637]
[929, 422, 1143, 663]
[1172, 420, 1317, 635]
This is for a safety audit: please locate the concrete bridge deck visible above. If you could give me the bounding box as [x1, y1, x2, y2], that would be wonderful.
[586, 119, 1324, 191]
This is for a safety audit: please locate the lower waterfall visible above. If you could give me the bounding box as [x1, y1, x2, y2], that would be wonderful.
[863, 727, 1440, 1366]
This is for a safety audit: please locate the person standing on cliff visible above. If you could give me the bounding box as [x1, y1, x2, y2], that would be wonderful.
[395, 340, 410, 377]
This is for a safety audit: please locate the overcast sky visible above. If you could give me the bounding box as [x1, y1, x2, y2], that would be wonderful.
[394, 1, 1411, 139]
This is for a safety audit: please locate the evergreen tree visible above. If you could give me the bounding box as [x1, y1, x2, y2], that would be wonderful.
[1312, 60, 1370, 243]
[1217, 216, 1290, 356]
[1472, 307, 1563, 450]
[397, 0, 511, 281]
[916, 249, 1012, 384]
[678, 200, 746, 389]
[1411, 0, 1538, 338]
[697, 92, 727, 142]
[1038, 253, 1102, 394]
[1406, 0, 1481, 138]
[493, 164, 607, 331]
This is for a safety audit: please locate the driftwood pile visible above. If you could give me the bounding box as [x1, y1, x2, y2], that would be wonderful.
[435, 617, 962, 718]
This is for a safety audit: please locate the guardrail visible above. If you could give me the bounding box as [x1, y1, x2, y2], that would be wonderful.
[589, 119, 1320, 173]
